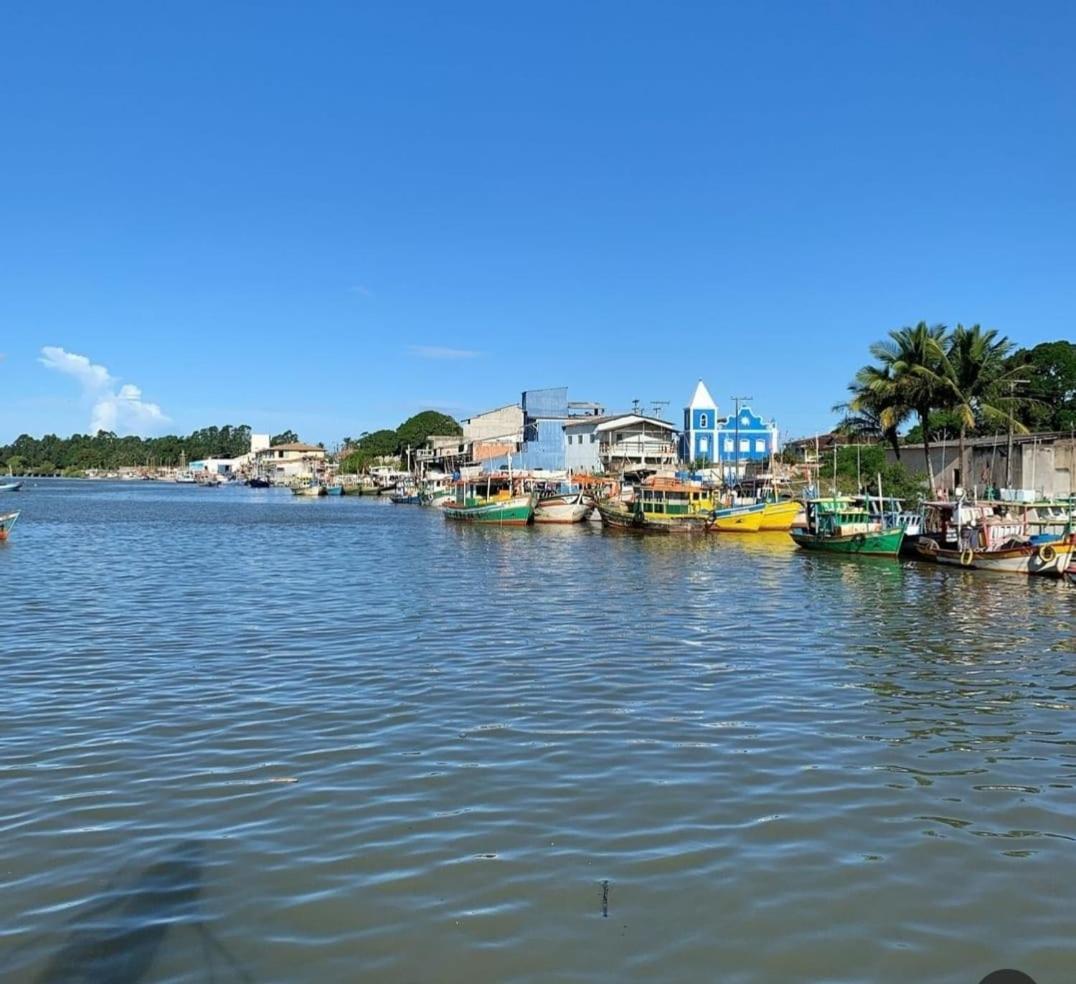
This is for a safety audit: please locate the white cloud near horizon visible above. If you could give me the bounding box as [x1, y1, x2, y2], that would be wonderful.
[408, 345, 482, 360]
[40, 346, 170, 435]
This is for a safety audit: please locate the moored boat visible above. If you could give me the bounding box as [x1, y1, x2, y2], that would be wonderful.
[291, 481, 326, 497]
[595, 497, 638, 529]
[0, 511, 19, 540]
[711, 501, 765, 533]
[790, 498, 904, 556]
[533, 485, 595, 524]
[757, 499, 801, 531]
[325, 484, 344, 496]
[634, 478, 715, 533]
[0, 481, 22, 492]
[914, 498, 1074, 575]
[443, 475, 536, 525]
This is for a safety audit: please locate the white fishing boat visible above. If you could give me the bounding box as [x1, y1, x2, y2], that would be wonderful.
[291, 480, 326, 497]
[0, 511, 19, 540]
[0, 481, 22, 492]
[533, 484, 595, 524]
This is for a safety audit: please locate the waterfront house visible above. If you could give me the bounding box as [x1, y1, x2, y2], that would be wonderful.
[462, 403, 524, 464]
[254, 441, 326, 481]
[565, 414, 678, 475]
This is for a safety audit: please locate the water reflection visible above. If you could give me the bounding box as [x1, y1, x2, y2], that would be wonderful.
[29, 841, 249, 984]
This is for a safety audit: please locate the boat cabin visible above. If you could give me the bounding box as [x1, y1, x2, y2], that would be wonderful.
[637, 478, 714, 517]
[804, 498, 882, 537]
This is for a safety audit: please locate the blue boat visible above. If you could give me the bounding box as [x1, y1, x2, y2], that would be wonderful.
[325, 484, 344, 496]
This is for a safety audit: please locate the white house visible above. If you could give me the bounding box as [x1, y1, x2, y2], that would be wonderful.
[254, 441, 326, 481]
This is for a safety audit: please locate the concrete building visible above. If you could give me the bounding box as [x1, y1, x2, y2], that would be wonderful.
[462, 403, 524, 463]
[887, 432, 1076, 498]
[518, 387, 570, 471]
[578, 414, 679, 474]
[254, 441, 326, 481]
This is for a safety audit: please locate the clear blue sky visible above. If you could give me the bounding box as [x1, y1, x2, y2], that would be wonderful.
[2, 1, 1074, 445]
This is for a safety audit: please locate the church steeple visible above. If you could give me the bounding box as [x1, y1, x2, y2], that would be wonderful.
[688, 378, 717, 411]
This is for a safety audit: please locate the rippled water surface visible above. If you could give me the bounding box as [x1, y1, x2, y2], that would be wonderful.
[2, 480, 1074, 983]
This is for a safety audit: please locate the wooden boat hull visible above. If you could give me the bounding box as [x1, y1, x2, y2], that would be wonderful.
[534, 493, 594, 524]
[325, 485, 344, 496]
[292, 485, 326, 497]
[595, 500, 638, 530]
[638, 513, 713, 534]
[389, 493, 420, 504]
[757, 500, 801, 531]
[0, 511, 19, 540]
[791, 528, 904, 556]
[920, 538, 1074, 576]
[443, 494, 535, 525]
[712, 504, 765, 533]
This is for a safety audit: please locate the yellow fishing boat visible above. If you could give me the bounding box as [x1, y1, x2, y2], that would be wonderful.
[711, 502, 765, 532]
[758, 499, 802, 531]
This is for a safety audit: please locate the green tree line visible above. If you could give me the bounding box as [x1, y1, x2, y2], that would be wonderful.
[2, 426, 300, 475]
[339, 411, 461, 474]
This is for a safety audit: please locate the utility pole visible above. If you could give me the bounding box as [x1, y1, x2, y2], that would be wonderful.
[731, 395, 753, 486]
[1004, 379, 1029, 491]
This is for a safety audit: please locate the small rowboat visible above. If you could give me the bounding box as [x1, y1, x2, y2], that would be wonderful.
[0, 511, 19, 540]
[0, 481, 22, 492]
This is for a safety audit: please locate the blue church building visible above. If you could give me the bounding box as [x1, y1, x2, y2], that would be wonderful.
[680, 379, 779, 477]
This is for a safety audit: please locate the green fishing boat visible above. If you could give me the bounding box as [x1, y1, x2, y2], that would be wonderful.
[443, 475, 536, 526]
[790, 497, 904, 556]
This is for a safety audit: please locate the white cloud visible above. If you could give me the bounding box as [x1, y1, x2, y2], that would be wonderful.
[408, 345, 482, 360]
[40, 346, 169, 435]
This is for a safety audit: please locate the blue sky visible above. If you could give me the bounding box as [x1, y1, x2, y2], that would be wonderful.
[2, 1, 1074, 446]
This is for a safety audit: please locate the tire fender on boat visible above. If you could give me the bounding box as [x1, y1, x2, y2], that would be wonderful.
[960, 548, 975, 567]
[1037, 543, 1057, 565]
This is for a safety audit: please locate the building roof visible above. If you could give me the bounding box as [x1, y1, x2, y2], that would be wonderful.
[595, 414, 678, 434]
[463, 403, 521, 422]
[687, 379, 717, 411]
[264, 442, 324, 453]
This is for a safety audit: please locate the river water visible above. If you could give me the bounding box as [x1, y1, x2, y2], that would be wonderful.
[1, 480, 1073, 983]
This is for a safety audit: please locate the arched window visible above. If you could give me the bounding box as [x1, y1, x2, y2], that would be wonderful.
[698, 413, 708, 428]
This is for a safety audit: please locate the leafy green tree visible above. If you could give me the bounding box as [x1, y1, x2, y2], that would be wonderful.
[5, 454, 25, 475]
[359, 429, 399, 457]
[935, 324, 1027, 486]
[849, 322, 947, 489]
[1006, 340, 1076, 432]
[394, 411, 461, 454]
[271, 430, 300, 446]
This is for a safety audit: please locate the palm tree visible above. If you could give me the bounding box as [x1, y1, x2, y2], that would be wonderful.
[840, 363, 905, 458]
[935, 324, 1028, 490]
[851, 322, 948, 488]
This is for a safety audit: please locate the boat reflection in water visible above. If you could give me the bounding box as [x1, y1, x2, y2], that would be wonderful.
[29, 841, 250, 984]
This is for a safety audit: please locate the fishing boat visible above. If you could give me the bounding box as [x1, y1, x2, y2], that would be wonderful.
[790, 498, 904, 556]
[246, 476, 272, 489]
[443, 475, 536, 525]
[711, 501, 766, 533]
[757, 499, 801, 531]
[595, 496, 639, 529]
[325, 484, 344, 496]
[389, 482, 421, 505]
[0, 481, 22, 492]
[857, 495, 923, 554]
[174, 472, 197, 484]
[915, 498, 1074, 575]
[533, 483, 595, 524]
[418, 475, 454, 508]
[0, 511, 19, 540]
[291, 481, 326, 497]
[631, 478, 716, 533]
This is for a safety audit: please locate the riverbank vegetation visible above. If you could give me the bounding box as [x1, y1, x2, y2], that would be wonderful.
[0, 426, 302, 476]
[339, 411, 461, 474]
[837, 326, 1075, 489]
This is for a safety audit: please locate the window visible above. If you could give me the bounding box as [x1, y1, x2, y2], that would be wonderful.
[755, 439, 766, 453]
[699, 436, 709, 452]
[698, 413, 708, 428]
[590, 434, 596, 443]
[724, 439, 734, 452]
[739, 439, 749, 452]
